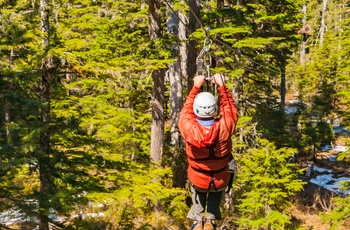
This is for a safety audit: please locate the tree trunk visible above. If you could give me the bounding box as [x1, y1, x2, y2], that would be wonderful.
[300, 4, 307, 65]
[187, 0, 201, 92]
[166, 3, 188, 188]
[319, 0, 328, 46]
[148, 0, 161, 40]
[217, 0, 224, 24]
[39, 0, 51, 229]
[4, 49, 14, 144]
[4, 95, 10, 145]
[149, 0, 164, 166]
[150, 70, 165, 166]
[280, 54, 286, 110]
[178, 9, 187, 87]
[166, 3, 184, 146]
[39, 73, 51, 230]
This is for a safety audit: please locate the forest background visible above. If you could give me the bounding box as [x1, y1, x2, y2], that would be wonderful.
[0, 0, 350, 229]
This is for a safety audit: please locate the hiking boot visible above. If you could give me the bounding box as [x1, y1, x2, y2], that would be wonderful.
[190, 219, 203, 230]
[203, 218, 216, 230]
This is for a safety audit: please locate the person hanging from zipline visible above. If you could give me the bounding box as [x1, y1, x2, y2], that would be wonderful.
[178, 73, 238, 230]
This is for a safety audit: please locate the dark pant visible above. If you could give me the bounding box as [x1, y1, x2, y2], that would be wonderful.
[187, 183, 223, 220]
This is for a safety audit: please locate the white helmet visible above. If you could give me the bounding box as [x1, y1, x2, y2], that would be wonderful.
[193, 92, 217, 118]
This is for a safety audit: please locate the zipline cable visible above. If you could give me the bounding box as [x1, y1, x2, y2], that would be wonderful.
[162, 0, 215, 92]
[162, 0, 283, 75]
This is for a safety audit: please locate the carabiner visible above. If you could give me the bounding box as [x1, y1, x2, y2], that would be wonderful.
[203, 37, 212, 52]
[196, 27, 213, 83]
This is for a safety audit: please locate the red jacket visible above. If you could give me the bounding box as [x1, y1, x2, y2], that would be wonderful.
[178, 86, 238, 190]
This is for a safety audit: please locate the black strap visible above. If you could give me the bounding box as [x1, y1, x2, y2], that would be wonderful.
[190, 165, 227, 174]
[188, 132, 224, 162]
[188, 152, 231, 162]
[208, 173, 217, 191]
[190, 165, 227, 192]
[206, 133, 219, 160]
[225, 157, 235, 193]
[225, 173, 234, 193]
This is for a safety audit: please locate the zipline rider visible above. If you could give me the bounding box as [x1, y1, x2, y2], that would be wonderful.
[178, 73, 238, 230]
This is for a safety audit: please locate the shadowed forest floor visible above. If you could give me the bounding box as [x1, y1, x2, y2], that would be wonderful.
[290, 183, 331, 230]
[217, 149, 350, 230]
[290, 149, 350, 230]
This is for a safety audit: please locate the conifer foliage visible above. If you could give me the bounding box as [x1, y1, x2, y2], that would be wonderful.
[0, 0, 349, 229]
[299, 1, 350, 229]
[234, 139, 305, 229]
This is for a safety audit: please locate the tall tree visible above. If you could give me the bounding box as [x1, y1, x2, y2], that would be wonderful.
[319, 0, 329, 46]
[201, 0, 303, 146]
[149, 0, 166, 166]
[165, 2, 188, 188]
[166, 1, 185, 147]
[38, 0, 51, 229]
[187, 0, 202, 91]
[235, 139, 305, 229]
[292, 0, 350, 158]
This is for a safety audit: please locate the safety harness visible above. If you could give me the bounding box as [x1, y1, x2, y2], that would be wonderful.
[188, 131, 234, 192]
[192, 28, 235, 193]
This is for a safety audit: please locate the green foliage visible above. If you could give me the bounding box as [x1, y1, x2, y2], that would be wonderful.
[321, 138, 350, 229]
[289, 0, 350, 159]
[1, 0, 350, 229]
[199, 0, 305, 156]
[298, 120, 334, 159]
[85, 165, 188, 229]
[320, 195, 350, 230]
[1, 0, 165, 228]
[234, 139, 305, 229]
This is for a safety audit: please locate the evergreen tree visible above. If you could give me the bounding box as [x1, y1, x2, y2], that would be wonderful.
[0, 0, 49, 226]
[291, 0, 350, 157]
[1, 0, 349, 229]
[149, 0, 166, 166]
[0, 0, 179, 228]
[234, 139, 305, 229]
[287, 1, 350, 229]
[193, 0, 304, 148]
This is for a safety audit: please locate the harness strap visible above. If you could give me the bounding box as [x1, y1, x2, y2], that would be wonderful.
[189, 128, 234, 192]
[190, 165, 227, 174]
[190, 164, 227, 192]
[188, 152, 231, 162]
[208, 173, 217, 191]
[207, 133, 219, 160]
[225, 157, 235, 193]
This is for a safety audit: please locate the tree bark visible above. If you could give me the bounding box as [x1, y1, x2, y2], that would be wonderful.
[178, 10, 187, 88]
[166, 3, 188, 187]
[319, 0, 328, 46]
[187, 0, 201, 92]
[39, 0, 51, 229]
[149, 0, 164, 166]
[150, 70, 165, 165]
[166, 3, 184, 146]
[148, 0, 161, 40]
[300, 4, 307, 65]
[279, 53, 286, 110]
